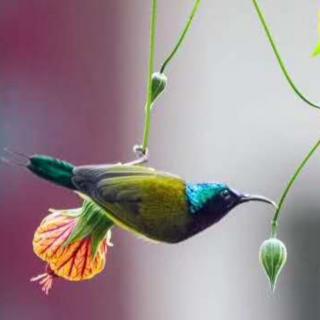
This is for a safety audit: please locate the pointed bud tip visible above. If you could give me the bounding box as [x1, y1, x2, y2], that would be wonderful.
[151, 72, 167, 103]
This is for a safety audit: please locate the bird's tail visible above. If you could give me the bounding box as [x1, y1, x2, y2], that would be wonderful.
[2, 149, 76, 190]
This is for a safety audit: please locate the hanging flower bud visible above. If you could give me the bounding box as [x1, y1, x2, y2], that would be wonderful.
[259, 237, 287, 291]
[151, 72, 167, 104]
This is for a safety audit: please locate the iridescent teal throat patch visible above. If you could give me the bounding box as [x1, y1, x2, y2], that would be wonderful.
[186, 183, 226, 214]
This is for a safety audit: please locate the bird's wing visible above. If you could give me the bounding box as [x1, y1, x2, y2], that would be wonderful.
[74, 164, 165, 181]
[72, 165, 189, 242]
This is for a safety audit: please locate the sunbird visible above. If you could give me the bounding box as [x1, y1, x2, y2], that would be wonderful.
[6, 151, 276, 243]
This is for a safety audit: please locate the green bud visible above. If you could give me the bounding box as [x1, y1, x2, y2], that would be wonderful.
[151, 72, 167, 104]
[259, 237, 287, 291]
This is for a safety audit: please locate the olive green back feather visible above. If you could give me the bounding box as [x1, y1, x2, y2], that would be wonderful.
[72, 165, 191, 243]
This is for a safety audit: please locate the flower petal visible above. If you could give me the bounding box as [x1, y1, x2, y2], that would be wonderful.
[33, 210, 108, 281]
[50, 238, 107, 281]
[33, 212, 77, 262]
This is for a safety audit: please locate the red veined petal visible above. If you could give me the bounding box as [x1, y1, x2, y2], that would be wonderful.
[33, 210, 108, 281]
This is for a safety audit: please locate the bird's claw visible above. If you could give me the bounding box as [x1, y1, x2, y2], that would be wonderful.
[125, 145, 149, 166]
[133, 145, 148, 158]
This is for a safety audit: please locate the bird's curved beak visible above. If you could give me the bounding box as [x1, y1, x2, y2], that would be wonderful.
[240, 194, 278, 209]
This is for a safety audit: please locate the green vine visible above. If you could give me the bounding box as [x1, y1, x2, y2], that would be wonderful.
[252, 0, 320, 110]
[160, 0, 202, 73]
[271, 139, 320, 237]
[142, 0, 158, 153]
[141, 0, 202, 154]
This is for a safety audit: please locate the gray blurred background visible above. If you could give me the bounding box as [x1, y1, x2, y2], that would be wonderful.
[1, 0, 320, 319]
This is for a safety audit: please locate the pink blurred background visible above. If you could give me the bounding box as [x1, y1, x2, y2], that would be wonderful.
[2, 1, 320, 319]
[0, 1, 129, 319]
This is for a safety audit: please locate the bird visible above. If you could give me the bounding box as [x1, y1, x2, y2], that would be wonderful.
[4, 150, 276, 243]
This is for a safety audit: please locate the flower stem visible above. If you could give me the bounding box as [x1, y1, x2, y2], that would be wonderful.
[142, 0, 158, 152]
[160, 0, 202, 74]
[251, 0, 320, 110]
[272, 139, 320, 237]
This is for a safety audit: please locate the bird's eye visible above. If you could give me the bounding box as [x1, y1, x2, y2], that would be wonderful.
[220, 190, 230, 199]
[220, 189, 235, 207]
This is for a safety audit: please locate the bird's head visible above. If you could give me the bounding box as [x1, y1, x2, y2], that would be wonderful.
[186, 183, 276, 234]
[218, 186, 277, 210]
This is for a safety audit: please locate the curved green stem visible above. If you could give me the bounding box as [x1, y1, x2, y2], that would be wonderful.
[252, 0, 320, 110]
[272, 139, 320, 236]
[142, 0, 158, 152]
[160, 0, 202, 73]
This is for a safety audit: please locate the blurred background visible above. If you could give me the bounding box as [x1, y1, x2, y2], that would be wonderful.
[1, 0, 320, 319]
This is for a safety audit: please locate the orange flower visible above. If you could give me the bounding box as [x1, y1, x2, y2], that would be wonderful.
[31, 202, 113, 295]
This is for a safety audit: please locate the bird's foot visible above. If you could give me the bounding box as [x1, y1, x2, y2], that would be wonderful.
[125, 145, 149, 166]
